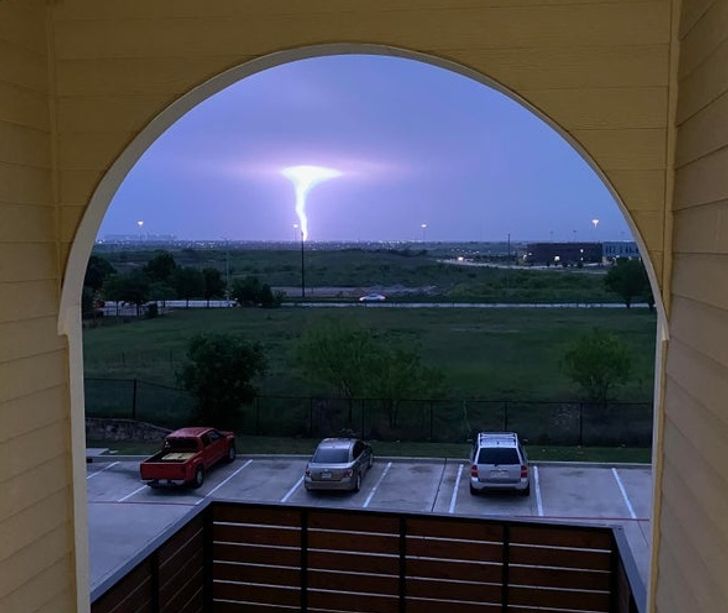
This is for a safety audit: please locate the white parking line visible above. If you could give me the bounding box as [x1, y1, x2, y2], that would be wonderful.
[87, 461, 119, 480]
[196, 459, 254, 505]
[611, 467, 637, 519]
[281, 475, 304, 503]
[533, 466, 544, 517]
[448, 464, 464, 514]
[363, 462, 392, 508]
[118, 484, 147, 502]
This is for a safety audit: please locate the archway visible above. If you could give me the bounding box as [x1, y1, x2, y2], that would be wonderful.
[58, 43, 667, 603]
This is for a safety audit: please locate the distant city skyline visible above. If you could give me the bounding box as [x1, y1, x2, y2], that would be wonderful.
[100, 54, 633, 243]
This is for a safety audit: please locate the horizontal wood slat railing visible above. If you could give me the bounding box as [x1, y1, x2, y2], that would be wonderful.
[91, 500, 644, 613]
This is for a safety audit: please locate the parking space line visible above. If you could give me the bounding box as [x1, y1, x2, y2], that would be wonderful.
[281, 476, 304, 503]
[363, 462, 392, 508]
[448, 464, 464, 514]
[197, 459, 254, 504]
[533, 466, 544, 517]
[118, 484, 147, 502]
[87, 461, 119, 480]
[611, 467, 637, 520]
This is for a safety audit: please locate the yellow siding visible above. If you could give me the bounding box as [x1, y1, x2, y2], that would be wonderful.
[0, 2, 77, 612]
[657, 0, 728, 608]
[5, 0, 716, 611]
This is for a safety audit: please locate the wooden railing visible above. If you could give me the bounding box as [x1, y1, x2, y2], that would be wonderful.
[91, 500, 645, 613]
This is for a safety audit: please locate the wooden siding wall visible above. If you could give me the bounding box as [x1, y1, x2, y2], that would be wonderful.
[0, 1, 76, 612]
[657, 0, 728, 610]
[0, 0, 693, 611]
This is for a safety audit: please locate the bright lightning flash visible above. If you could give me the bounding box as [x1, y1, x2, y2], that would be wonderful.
[281, 165, 342, 241]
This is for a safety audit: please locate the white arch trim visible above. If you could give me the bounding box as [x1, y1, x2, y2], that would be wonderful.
[56, 44, 667, 611]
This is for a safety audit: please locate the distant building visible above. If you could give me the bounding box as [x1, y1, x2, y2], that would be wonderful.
[523, 242, 602, 266]
[602, 241, 640, 261]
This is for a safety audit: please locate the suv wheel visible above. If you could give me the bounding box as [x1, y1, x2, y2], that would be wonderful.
[353, 472, 362, 493]
[469, 483, 478, 496]
[521, 483, 531, 496]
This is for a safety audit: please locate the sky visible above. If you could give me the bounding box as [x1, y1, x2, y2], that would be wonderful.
[100, 54, 633, 243]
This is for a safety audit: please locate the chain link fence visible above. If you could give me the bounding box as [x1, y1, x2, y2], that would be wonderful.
[84, 378, 652, 447]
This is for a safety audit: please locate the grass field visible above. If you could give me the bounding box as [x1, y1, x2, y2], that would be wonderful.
[94, 246, 618, 302]
[83, 307, 657, 401]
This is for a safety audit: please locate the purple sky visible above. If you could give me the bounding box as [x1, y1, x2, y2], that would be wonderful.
[100, 54, 632, 243]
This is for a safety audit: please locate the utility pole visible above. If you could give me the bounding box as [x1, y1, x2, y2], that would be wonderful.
[507, 233, 511, 262]
[300, 229, 305, 299]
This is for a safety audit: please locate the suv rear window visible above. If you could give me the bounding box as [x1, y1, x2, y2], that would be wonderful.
[312, 448, 349, 464]
[478, 448, 520, 465]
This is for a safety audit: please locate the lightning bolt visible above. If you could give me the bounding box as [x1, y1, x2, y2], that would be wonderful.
[282, 165, 342, 241]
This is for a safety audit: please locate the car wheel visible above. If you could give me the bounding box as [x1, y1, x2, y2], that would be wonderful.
[521, 483, 531, 496]
[353, 472, 362, 493]
[147, 480, 159, 489]
[191, 466, 205, 489]
[469, 483, 477, 496]
[226, 443, 236, 463]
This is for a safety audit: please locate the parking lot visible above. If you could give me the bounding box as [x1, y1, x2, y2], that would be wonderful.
[87, 456, 652, 591]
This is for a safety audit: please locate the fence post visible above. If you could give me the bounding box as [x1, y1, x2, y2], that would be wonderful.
[501, 524, 510, 611]
[361, 399, 365, 438]
[579, 402, 584, 446]
[308, 397, 314, 438]
[399, 516, 406, 613]
[300, 508, 308, 612]
[131, 378, 138, 420]
[429, 401, 434, 442]
[255, 397, 260, 435]
[504, 400, 509, 431]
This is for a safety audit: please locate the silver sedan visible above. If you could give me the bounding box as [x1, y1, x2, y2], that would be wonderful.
[304, 438, 373, 492]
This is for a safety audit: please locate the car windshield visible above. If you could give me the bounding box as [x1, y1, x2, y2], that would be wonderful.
[478, 448, 520, 465]
[312, 447, 349, 464]
[164, 437, 198, 452]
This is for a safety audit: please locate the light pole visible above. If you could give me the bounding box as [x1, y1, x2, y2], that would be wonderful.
[294, 223, 305, 298]
[136, 219, 144, 243]
[591, 218, 600, 241]
[420, 223, 428, 242]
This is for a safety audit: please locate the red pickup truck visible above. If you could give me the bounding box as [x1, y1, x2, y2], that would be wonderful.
[139, 427, 236, 488]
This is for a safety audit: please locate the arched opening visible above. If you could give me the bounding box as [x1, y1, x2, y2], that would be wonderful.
[59, 44, 666, 605]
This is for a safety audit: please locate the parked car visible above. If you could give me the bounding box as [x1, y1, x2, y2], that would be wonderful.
[358, 293, 386, 302]
[140, 427, 236, 488]
[305, 438, 373, 492]
[469, 432, 530, 495]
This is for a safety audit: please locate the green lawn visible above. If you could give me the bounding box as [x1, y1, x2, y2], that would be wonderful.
[84, 307, 656, 401]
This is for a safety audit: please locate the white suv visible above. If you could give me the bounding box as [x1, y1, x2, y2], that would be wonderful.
[469, 432, 530, 495]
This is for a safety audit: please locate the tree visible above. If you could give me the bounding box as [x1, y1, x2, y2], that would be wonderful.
[148, 281, 176, 307]
[178, 333, 266, 424]
[604, 258, 652, 309]
[295, 321, 375, 403]
[231, 276, 263, 307]
[172, 266, 205, 307]
[103, 270, 150, 316]
[84, 255, 116, 291]
[562, 329, 633, 403]
[144, 250, 177, 283]
[202, 267, 226, 307]
[295, 321, 446, 427]
[364, 344, 447, 427]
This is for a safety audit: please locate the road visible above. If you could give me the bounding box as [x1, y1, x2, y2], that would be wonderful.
[86, 456, 652, 592]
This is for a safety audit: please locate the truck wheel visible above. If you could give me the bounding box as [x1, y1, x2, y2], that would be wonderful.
[226, 443, 236, 463]
[191, 466, 205, 489]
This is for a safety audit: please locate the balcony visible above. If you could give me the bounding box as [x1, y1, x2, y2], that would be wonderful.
[91, 500, 645, 613]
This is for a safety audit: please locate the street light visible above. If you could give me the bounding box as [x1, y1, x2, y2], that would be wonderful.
[420, 223, 428, 242]
[136, 219, 144, 243]
[293, 223, 304, 298]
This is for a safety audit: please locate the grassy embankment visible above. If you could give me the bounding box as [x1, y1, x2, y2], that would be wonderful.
[84, 307, 656, 400]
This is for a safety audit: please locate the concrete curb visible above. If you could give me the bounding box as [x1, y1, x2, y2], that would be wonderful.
[88, 453, 650, 469]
